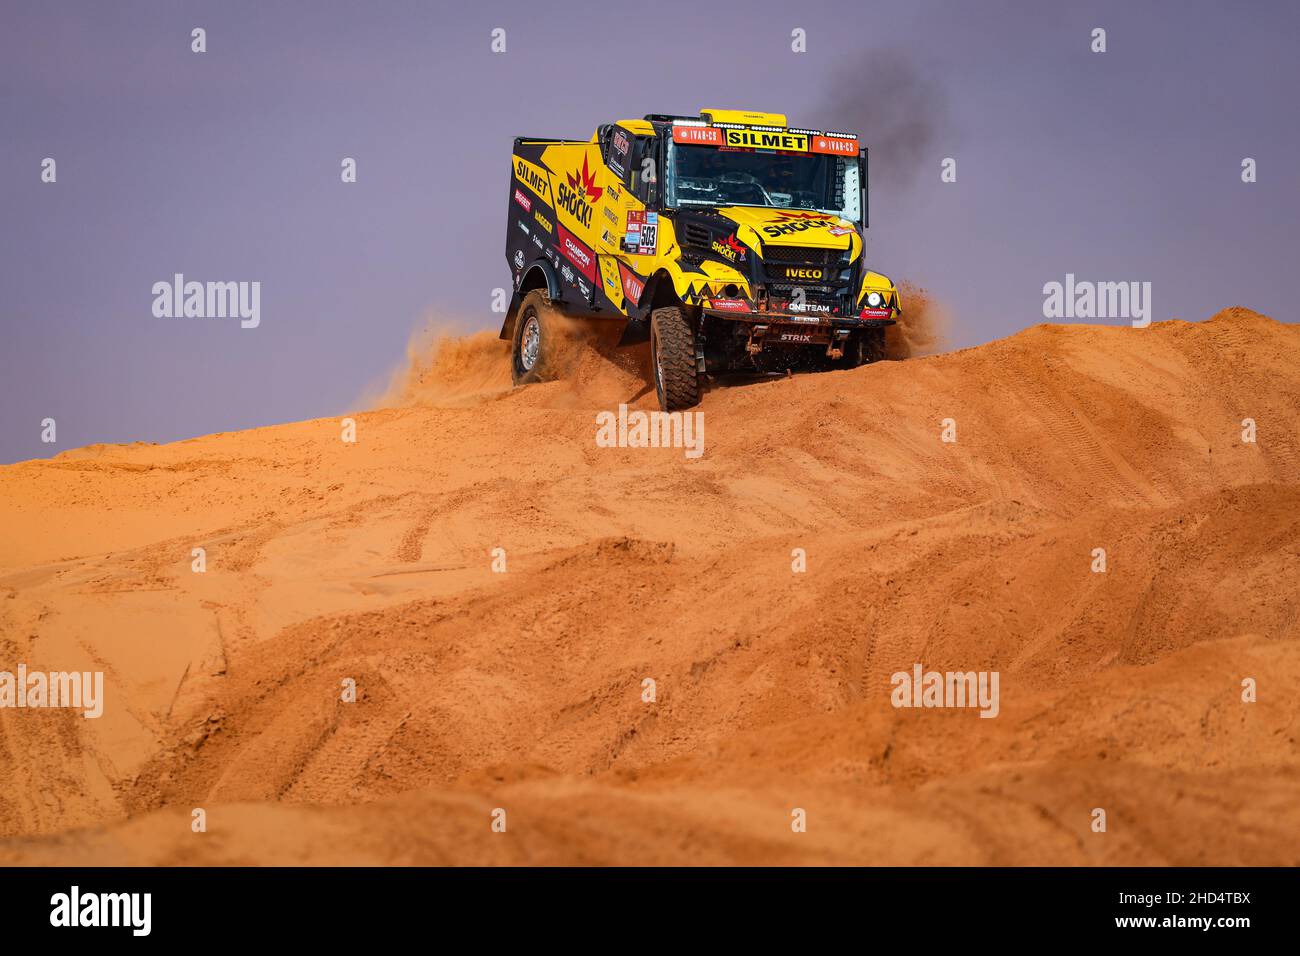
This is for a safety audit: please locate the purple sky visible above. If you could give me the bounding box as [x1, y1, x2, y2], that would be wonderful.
[3, 0, 1297, 463]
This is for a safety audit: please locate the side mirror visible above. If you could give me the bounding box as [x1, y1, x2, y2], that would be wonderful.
[859, 148, 868, 229]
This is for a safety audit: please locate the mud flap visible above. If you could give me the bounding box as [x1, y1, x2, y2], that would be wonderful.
[617, 317, 650, 346]
[498, 291, 524, 341]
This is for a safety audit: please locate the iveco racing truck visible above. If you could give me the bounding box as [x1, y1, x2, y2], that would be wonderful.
[501, 108, 900, 410]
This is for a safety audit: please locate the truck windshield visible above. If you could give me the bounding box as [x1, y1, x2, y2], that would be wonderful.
[666, 142, 859, 221]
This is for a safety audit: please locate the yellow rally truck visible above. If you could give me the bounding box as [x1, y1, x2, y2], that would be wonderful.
[501, 109, 900, 411]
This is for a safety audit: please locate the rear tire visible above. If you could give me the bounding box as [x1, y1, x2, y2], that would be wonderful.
[511, 290, 560, 385]
[650, 306, 701, 411]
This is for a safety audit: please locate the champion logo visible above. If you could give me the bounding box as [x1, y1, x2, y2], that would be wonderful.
[557, 225, 596, 281]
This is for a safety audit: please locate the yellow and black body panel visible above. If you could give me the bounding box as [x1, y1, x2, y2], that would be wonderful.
[503, 131, 662, 336]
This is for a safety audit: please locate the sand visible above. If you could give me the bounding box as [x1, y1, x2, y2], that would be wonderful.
[0, 306, 1297, 865]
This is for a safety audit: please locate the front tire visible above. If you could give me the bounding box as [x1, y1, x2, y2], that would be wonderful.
[839, 327, 887, 369]
[650, 306, 701, 411]
[511, 290, 560, 385]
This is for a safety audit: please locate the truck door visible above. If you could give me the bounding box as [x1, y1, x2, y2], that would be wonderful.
[595, 126, 657, 314]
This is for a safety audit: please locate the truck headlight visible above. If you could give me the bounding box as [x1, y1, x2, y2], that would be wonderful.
[865, 291, 884, 308]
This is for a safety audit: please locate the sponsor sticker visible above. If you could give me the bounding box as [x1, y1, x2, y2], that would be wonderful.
[557, 156, 603, 230]
[533, 210, 553, 233]
[760, 211, 837, 238]
[673, 126, 853, 155]
[625, 210, 657, 255]
[723, 129, 808, 151]
[618, 261, 644, 305]
[708, 298, 750, 313]
[609, 130, 630, 177]
[513, 249, 524, 270]
[514, 156, 552, 205]
[711, 233, 747, 262]
[672, 125, 723, 146]
[811, 134, 858, 156]
[557, 224, 597, 281]
[783, 266, 822, 281]
[513, 188, 532, 212]
[599, 257, 623, 303]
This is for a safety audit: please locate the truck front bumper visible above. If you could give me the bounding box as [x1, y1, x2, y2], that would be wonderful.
[700, 305, 897, 329]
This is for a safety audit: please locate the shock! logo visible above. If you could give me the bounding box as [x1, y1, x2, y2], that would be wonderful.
[557, 156, 603, 230]
[761, 211, 837, 239]
[711, 234, 747, 262]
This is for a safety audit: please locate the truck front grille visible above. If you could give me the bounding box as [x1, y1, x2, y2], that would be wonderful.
[767, 282, 836, 297]
[681, 222, 712, 247]
[761, 246, 837, 266]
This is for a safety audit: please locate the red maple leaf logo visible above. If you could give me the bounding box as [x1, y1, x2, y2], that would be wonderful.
[567, 156, 603, 203]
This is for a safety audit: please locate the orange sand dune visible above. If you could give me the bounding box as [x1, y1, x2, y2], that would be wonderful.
[0, 307, 1297, 865]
